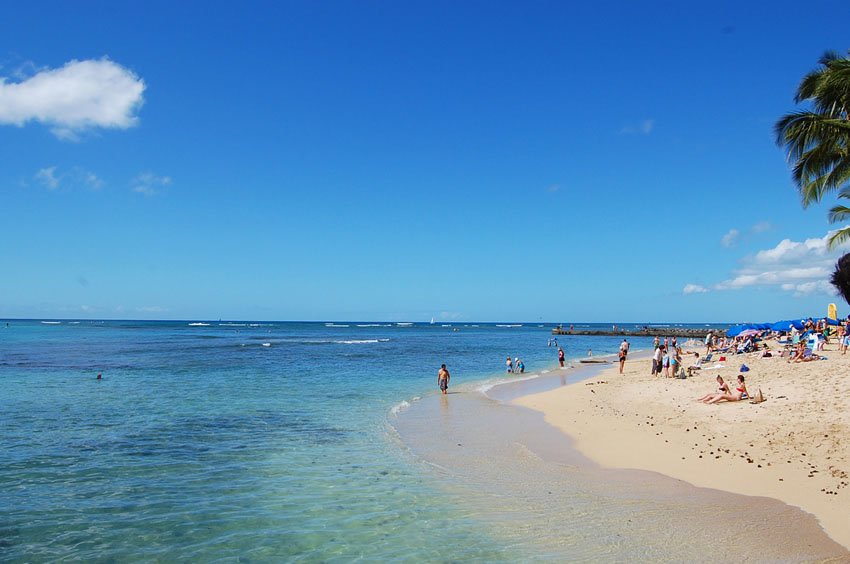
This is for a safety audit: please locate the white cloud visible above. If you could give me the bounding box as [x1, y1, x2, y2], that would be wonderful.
[33, 166, 104, 191]
[82, 171, 103, 190]
[712, 232, 850, 296]
[136, 305, 168, 313]
[781, 281, 836, 297]
[720, 228, 739, 248]
[621, 119, 655, 135]
[751, 221, 772, 233]
[132, 172, 171, 196]
[0, 58, 145, 140]
[683, 284, 709, 294]
[34, 166, 59, 189]
[437, 311, 464, 320]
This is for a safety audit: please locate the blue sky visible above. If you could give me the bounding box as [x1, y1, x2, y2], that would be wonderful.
[2, 1, 849, 322]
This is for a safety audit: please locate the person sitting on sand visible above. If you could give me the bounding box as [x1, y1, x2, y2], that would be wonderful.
[704, 374, 748, 404]
[697, 375, 730, 402]
[793, 347, 821, 363]
[686, 352, 703, 376]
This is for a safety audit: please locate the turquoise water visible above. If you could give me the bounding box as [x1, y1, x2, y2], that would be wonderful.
[1, 320, 713, 560]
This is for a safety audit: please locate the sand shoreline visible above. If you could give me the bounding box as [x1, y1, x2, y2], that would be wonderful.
[512, 342, 850, 550]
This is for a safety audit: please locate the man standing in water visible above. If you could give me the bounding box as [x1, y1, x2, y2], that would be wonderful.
[438, 364, 450, 394]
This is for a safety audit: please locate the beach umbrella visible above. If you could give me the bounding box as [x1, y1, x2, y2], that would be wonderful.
[738, 329, 760, 337]
[789, 319, 805, 330]
[770, 320, 793, 332]
[726, 324, 748, 337]
[826, 317, 841, 326]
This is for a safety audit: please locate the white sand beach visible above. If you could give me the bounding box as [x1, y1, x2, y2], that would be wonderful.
[513, 343, 850, 549]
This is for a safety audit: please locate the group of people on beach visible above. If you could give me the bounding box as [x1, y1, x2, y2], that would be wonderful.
[650, 336, 685, 378]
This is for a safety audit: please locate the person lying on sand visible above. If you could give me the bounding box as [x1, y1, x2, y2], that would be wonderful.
[703, 375, 748, 404]
[697, 375, 730, 402]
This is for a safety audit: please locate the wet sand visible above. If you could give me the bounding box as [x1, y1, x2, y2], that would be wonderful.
[514, 345, 850, 553]
[393, 360, 850, 561]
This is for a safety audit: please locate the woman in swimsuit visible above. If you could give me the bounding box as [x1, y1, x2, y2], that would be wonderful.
[669, 350, 682, 378]
[697, 375, 730, 402]
[705, 374, 748, 404]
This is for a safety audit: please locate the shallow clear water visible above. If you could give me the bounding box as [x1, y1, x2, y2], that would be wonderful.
[1, 319, 717, 560]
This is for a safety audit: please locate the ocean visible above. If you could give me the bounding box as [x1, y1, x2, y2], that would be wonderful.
[9, 319, 813, 562]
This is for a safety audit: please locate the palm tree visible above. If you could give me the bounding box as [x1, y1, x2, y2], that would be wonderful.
[776, 50, 850, 248]
[831, 252, 850, 304]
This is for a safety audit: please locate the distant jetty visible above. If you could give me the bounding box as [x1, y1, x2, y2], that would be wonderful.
[551, 326, 721, 338]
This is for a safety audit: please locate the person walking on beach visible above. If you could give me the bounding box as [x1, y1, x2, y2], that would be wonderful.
[437, 364, 450, 394]
[558, 347, 565, 367]
[618, 339, 629, 374]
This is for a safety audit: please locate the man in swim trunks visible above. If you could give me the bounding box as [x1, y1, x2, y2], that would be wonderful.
[438, 364, 450, 394]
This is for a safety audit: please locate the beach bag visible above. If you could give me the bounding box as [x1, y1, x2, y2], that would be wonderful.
[740, 363, 749, 372]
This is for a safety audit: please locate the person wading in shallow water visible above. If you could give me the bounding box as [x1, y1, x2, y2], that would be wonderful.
[437, 364, 450, 394]
[558, 347, 565, 367]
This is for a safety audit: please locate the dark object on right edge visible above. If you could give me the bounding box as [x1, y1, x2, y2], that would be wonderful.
[831, 253, 850, 304]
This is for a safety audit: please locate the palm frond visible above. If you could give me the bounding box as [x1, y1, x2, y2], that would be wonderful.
[829, 227, 850, 250]
[829, 205, 850, 224]
[830, 252, 850, 302]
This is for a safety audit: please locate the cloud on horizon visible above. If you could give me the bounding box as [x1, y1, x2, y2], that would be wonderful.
[0, 58, 145, 140]
[685, 232, 848, 298]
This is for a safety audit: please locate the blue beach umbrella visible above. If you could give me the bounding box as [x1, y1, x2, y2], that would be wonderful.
[726, 324, 749, 337]
[770, 320, 794, 332]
